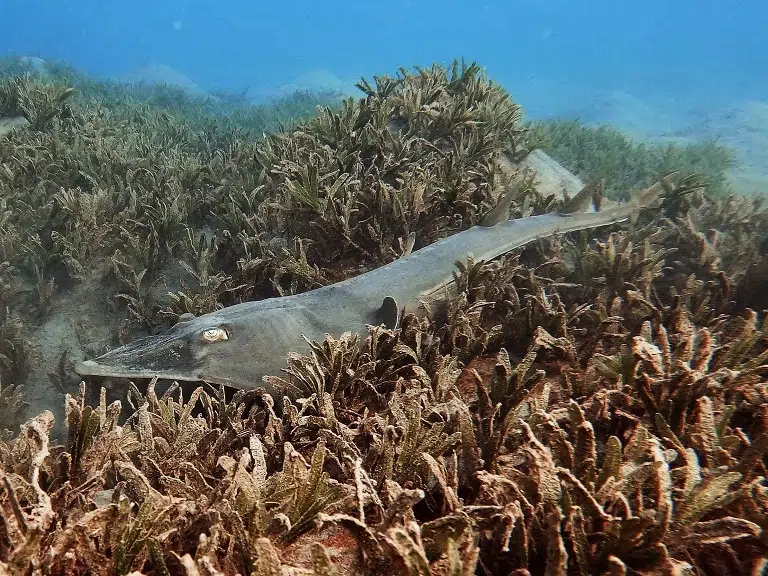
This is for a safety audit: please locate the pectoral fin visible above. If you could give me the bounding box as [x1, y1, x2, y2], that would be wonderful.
[377, 296, 400, 330]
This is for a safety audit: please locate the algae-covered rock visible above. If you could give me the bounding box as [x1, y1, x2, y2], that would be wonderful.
[519, 148, 586, 199]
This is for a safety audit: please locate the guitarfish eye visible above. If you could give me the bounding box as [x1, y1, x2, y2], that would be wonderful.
[201, 327, 228, 342]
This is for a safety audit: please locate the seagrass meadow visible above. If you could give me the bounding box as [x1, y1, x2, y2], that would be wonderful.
[1, 57, 767, 575]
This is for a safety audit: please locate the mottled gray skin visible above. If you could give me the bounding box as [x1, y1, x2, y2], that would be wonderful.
[74, 184, 662, 392]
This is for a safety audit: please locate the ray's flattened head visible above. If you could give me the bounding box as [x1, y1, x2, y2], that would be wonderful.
[74, 316, 236, 385]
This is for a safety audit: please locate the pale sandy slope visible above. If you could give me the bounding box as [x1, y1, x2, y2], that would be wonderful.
[514, 80, 768, 196]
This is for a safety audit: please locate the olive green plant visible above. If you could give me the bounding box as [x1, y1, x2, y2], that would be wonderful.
[0, 55, 767, 574]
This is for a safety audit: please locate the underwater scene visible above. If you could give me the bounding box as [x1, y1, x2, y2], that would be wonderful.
[1, 0, 768, 574]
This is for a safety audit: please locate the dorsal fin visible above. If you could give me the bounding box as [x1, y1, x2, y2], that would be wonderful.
[558, 179, 602, 215]
[629, 171, 678, 213]
[481, 189, 515, 226]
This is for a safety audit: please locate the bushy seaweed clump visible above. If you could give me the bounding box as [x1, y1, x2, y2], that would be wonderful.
[0, 54, 344, 136]
[2, 185, 768, 575]
[528, 120, 736, 200]
[0, 57, 739, 347]
[0, 59, 535, 354]
[1, 57, 767, 574]
[0, 56, 343, 434]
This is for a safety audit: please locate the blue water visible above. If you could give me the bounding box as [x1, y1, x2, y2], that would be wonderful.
[2, 0, 765, 105]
